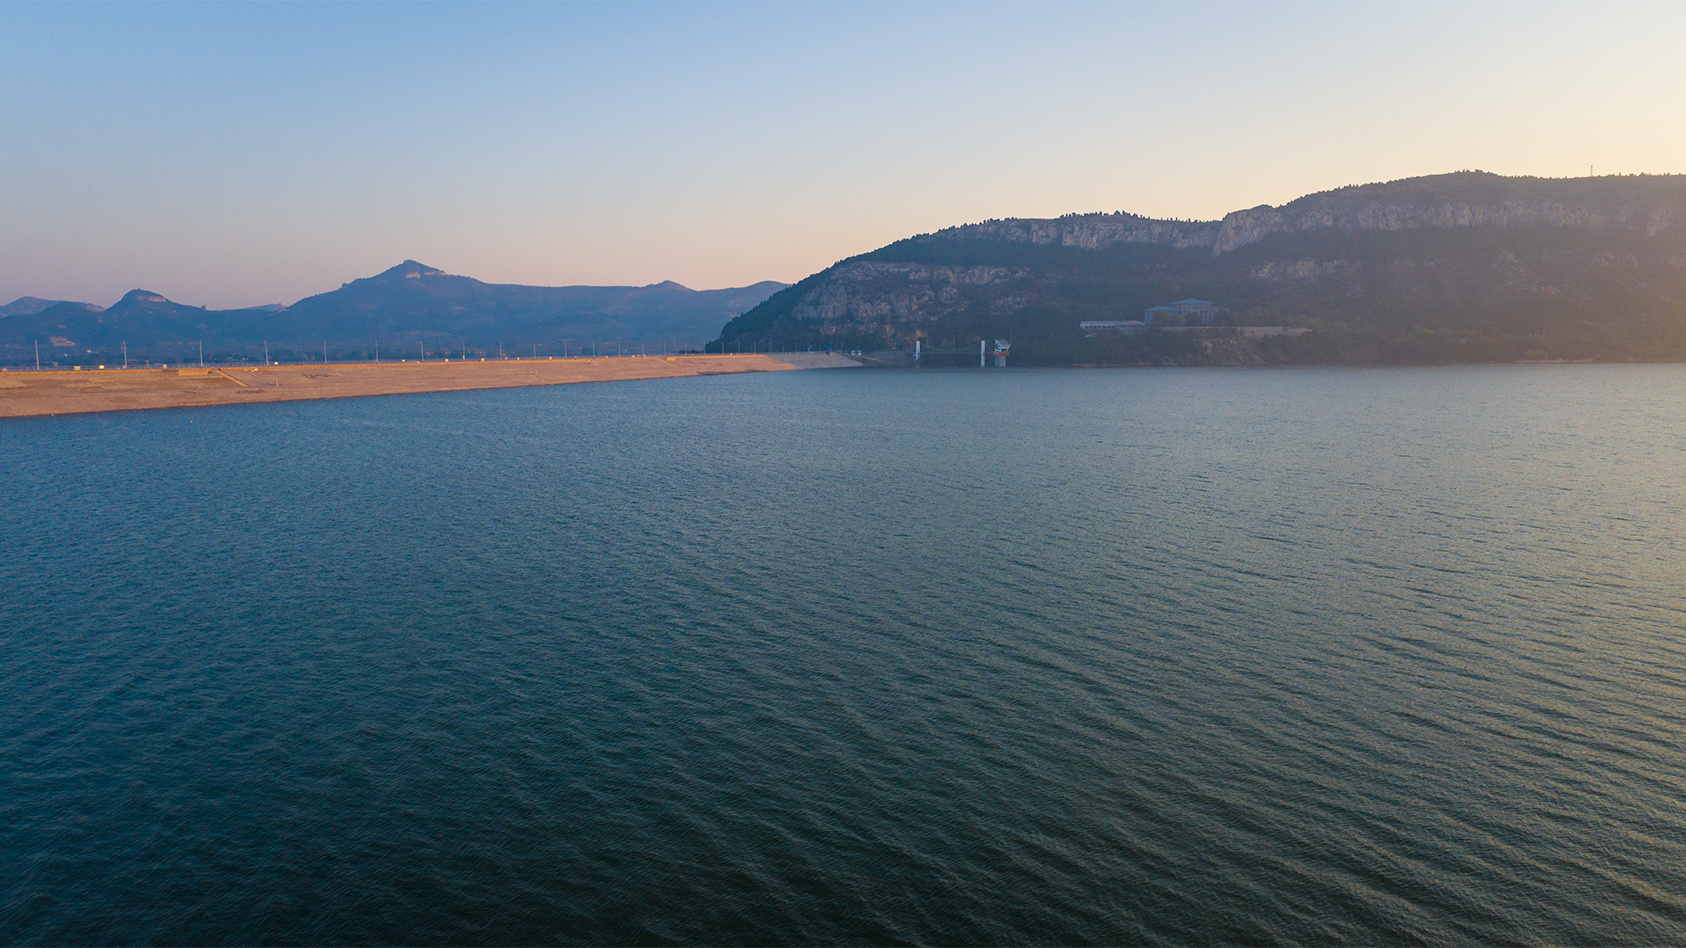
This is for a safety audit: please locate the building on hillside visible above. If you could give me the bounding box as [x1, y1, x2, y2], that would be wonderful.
[1143, 299, 1228, 325]
[1080, 320, 1147, 336]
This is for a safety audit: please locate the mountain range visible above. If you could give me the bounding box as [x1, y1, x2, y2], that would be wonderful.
[2, 262, 786, 362]
[711, 172, 1686, 364]
[0, 296, 105, 318]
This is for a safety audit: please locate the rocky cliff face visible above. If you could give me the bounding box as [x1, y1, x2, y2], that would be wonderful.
[714, 172, 1686, 361]
[784, 262, 1032, 338]
[925, 172, 1686, 258]
[930, 214, 1219, 251]
[1213, 198, 1683, 254]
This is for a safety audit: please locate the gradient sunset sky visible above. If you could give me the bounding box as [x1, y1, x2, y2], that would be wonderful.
[3, 2, 1682, 309]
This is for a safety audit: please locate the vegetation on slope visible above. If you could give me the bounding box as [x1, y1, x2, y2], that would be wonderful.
[712, 172, 1686, 364]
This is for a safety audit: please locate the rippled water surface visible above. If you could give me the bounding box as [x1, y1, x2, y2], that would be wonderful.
[4, 365, 1686, 945]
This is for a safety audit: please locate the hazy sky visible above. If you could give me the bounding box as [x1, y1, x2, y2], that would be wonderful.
[3, 2, 1683, 309]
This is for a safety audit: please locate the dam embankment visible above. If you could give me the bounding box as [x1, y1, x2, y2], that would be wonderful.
[0, 352, 862, 418]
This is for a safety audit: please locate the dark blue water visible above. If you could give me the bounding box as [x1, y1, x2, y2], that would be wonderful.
[4, 366, 1685, 945]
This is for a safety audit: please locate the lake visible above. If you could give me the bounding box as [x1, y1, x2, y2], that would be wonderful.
[3, 365, 1684, 944]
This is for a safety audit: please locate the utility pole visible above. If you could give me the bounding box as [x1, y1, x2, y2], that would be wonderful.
[323, 341, 328, 364]
[199, 340, 204, 368]
[264, 341, 269, 364]
[35, 339, 40, 370]
[123, 340, 128, 369]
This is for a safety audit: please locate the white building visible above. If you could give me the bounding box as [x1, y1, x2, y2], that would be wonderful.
[1143, 299, 1228, 325]
[1080, 320, 1147, 336]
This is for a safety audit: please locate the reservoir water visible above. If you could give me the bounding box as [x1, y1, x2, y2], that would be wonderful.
[3, 365, 1685, 945]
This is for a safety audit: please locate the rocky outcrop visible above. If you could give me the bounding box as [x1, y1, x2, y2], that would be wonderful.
[787, 262, 1031, 338]
[713, 171, 1686, 358]
[929, 213, 1219, 250]
[1212, 173, 1686, 253]
[917, 174, 1686, 260]
[1213, 200, 1671, 253]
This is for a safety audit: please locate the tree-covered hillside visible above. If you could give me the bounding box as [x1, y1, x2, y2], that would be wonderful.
[711, 172, 1686, 364]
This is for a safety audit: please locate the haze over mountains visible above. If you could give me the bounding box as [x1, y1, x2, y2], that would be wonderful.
[713, 172, 1686, 364]
[0, 297, 105, 318]
[15, 172, 1686, 368]
[2, 263, 786, 363]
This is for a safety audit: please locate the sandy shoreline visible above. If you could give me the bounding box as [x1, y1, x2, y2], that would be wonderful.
[0, 352, 862, 419]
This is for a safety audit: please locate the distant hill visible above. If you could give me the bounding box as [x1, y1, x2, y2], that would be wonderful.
[1, 296, 104, 317]
[0, 263, 787, 363]
[712, 172, 1686, 364]
[244, 261, 786, 350]
[0, 290, 277, 357]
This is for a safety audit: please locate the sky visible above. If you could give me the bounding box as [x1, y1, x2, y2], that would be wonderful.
[2, 2, 1683, 310]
